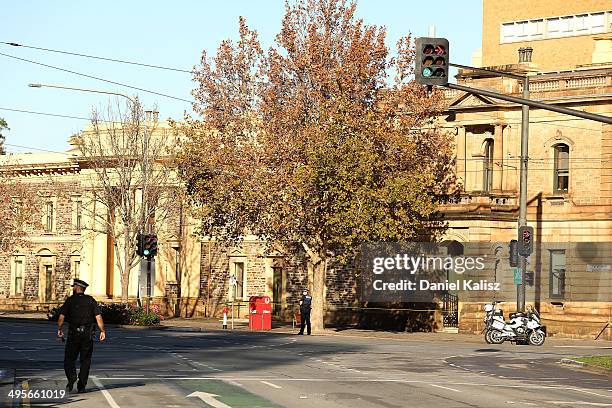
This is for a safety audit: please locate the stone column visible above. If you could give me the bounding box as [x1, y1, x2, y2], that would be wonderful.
[456, 126, 466, 191]
[493, 123, 504, 192]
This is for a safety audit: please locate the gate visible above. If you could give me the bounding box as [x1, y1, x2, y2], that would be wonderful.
[442, 293, 459, 328]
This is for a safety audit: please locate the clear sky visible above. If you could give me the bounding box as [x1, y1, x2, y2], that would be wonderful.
[1, 1, 482, 154]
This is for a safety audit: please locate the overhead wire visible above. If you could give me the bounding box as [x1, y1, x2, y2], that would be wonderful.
[1, 41, 195, 74]
[0, 51, 195, 104]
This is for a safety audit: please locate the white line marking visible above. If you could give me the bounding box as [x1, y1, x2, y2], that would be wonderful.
[545, 402, 612, 407]
[92, 376, 121, 408]
[553, 346, 612, 349]
[430, 384, 462, 393]
[261, 380, 282, 389]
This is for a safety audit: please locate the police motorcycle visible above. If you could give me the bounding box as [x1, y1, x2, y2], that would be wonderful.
[484, 302, 546, 346]
[482, 301, 504, 344]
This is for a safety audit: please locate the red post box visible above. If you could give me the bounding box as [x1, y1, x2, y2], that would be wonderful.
[248, 296, 272, 330]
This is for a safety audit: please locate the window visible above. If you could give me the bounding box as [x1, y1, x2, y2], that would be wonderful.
[560, 16, 574, 35]
[547, 17, 562, 37]
[502, 10, 612, 43]
[574, 14, 589, 33]
[44, 202, 54, 232]
[529, 19, 544, 39]
[550, 250, 566, 299]
[75, 200, 82, 231]
[501, 23, 516, 43]
[44, 264, 53, 301]
[12, 257, 24, 296]
[483, 139, 494, 192]
[554, 144, 569, 193]
[72, 257, 81, 279]
[591, 12, 605, 33]
[232, 262, 246, 299]
[515, 21, 528, 39]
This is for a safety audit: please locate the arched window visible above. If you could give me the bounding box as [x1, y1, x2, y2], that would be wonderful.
[553, 143, 569, 193]
[483, 139, 494, 192]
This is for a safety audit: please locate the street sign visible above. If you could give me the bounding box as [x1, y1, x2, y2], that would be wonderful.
[513, 267, 522, 285]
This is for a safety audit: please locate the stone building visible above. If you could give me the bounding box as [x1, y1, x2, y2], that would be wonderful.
[440, 0, 612, 338]
[0, 121, 203, 317]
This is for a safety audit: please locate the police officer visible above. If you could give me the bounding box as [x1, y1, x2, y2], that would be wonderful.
[57, 279, 106, 393]
[298, 289, 312, 335]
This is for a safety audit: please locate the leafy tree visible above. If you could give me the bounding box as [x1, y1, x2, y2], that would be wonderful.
[176, 0, 457, 331]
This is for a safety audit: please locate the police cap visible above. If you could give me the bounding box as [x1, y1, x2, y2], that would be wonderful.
[71, 279, 89, 289]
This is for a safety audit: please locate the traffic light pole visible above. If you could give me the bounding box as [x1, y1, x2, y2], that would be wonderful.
[517, 76, 529, 312]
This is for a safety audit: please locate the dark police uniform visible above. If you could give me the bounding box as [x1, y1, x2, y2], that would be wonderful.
[59, 288, 101, 390]
[298, 292, 312, 335]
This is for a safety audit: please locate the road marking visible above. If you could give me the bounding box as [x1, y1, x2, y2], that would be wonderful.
[430, 384, 462, 393]
[92, 376, 121, 408]
[553, 346, 612, 349]
[187, 392, 233, 408]
[545, 402, 612, 406]
[565, 387, 612, 399]
[260, 381, 282, 389]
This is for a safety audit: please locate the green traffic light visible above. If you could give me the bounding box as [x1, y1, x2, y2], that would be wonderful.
[423, 67, 433, 77]
[144, 249, 150, 256]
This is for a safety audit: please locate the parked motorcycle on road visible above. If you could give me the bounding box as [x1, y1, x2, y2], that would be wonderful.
[483, 302, 546, 346]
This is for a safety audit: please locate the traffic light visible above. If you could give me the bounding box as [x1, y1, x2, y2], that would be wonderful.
[518, 226, 534, 256]
[415, 37, 450, 86]
[509, 239, 518, 267]
[136, 233, 145, 257]
[525, 271, 534, 286]
[143, 234, 158, 258]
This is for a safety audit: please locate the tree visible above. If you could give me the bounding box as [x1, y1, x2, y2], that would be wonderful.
[0, 169, 40, 252]
[176, 0, 458, 331]
[0, 118, 8, 155]
[74, 99, 176, 302]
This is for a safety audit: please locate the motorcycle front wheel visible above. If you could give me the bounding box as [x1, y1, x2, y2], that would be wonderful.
[528, 330, 545, 346]
[488, 330, 505, 344]
[484, 330, 492, 344]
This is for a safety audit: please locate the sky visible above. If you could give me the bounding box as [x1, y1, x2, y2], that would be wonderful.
[1, 1, 482, 154]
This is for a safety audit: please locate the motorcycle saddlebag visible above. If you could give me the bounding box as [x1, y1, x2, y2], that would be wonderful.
[492, 320, 505, 330]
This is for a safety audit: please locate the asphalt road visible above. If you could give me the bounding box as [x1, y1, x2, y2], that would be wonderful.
[0, 321, 610, 408]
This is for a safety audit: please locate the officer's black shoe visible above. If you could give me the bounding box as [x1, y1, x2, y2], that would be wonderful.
[297, 332, 304, 335]
[65, 381, 74, 393]
[77, 382, 86, 393]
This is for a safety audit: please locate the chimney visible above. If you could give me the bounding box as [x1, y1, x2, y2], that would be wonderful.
[524, 47, 533, 62]
[153, 110, 159, 123]
[518, 47, 525, 63]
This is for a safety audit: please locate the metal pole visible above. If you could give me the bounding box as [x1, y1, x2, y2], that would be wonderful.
[517, 76, 529, 313]
[446, 83, 612, 124]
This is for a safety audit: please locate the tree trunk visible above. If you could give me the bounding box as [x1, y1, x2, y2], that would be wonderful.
[120, 241, 130, 303]
[121, 278, 129, 303]
[311, 258, 326, 332]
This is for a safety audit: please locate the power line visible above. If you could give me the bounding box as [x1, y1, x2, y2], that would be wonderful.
[3, 143, 76, 156]
[0, 107, 91, 121]
[0, 51, 195, 104]
[1, 41, 194, 74]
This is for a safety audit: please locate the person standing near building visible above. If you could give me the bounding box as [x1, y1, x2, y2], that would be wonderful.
[57, 279, 106, 393]
[298, 289, 312, 335]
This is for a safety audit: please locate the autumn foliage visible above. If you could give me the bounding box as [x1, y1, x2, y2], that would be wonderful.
[176, 0, 458, 330]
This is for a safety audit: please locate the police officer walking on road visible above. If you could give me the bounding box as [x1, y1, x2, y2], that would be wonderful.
[298, 289, 312, 335]
[57, 279, 106, 393]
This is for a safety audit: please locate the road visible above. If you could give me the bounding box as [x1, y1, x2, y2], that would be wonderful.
[0, 320, 610, 408]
